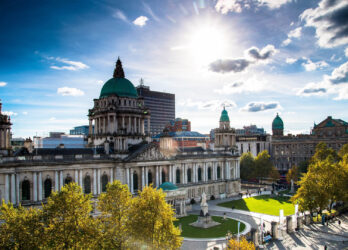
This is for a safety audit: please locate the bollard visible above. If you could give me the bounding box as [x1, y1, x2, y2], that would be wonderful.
[304, 214, 311, 225]
[250, 228, 259, 247]
[271, 221, 279, 239]
[286, 216, 294, 233]
[297, 216, 303, 230]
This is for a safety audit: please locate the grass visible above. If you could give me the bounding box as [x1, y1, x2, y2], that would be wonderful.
[217, 195, 295, 216]
[278, 189, 292, 195]
[174, 215, 245, 238]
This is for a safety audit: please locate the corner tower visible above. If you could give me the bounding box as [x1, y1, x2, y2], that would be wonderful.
[0, 101, 12, 156]
[214, 108, 236, 151]
[88, 58, 150, 155]
[272, 113, 284, 136]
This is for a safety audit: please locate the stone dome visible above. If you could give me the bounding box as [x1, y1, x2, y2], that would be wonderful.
[99, 77, 138, 98]
[220, 108, 230, 122]
[272, 113, 284, 130]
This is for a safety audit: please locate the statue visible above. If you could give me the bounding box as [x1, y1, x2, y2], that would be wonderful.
[200, 191, 209, 216]
[290, 179, 294, 193]
[190, 191, 220, 228]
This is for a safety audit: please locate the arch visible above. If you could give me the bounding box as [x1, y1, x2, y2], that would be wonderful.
[101, 174, 108, 192]
[176, 169, 181, 184]
[22, 180, 30, 201]
[65, 176, 73, 185]
[198, 167, 202, 181]
[84, 175, 91, 194]
[187, 168, 192, 183]
[148, 171, 153, 185]
[208, 167, 212, 180]
[161, 170, 166, 183]
[44, 179, 52, 198]
[217, 166, 221, 179]
[133, 172, 138, 191]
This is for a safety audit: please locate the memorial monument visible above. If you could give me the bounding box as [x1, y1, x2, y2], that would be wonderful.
[190, 192, 220, 228]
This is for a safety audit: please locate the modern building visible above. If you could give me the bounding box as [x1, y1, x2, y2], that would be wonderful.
[11, 138, 25, 151]
[165, 118, 191, 132]
[153, 131, 209, 149]
[236, 134, 271, 157]
[136, 79, 175, 137]
[0, 101, 12, 156]
[34, 133, 86, 149]
[0, 59, 241, 212]
[236, 125, 266, 136]
[271, 114, 348, 173]
[70, 125, 94, 136]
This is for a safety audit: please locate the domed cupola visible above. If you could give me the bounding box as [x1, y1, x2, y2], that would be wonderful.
[99, 58, 138, 98]
[219, 107, 230, 130]
[272, 113, 284, 136]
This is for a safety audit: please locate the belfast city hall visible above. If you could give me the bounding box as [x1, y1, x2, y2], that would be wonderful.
[0, 59, 241, 215]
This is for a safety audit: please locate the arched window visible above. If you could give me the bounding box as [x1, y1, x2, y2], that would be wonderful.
[198, 168, 202, 181]
[65, 176, 73, 185]
[148, 171, 153, 185]
[176, 169, 181, 184]
[133, 172, 138, 191]
[208, 167, 212, 180]
[44, 179, 52, 198]
[22, 180, 30, 201]
[161, 170, 166, 183]
[84, 176, 91, 194]
[101, 174, 108, 192]
[217, 166, 221, 179]
[187, 168, 192, 183]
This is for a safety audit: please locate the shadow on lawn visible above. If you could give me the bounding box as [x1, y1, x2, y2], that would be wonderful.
[253, 195, 290, 204]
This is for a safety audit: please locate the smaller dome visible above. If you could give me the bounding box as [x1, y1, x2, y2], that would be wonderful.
[159, 182, 178, 191]
[272, 113, 284, 130]
[220, 108, 230, 122]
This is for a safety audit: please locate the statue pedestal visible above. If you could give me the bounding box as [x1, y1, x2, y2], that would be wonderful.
[190, 215, 221, 229]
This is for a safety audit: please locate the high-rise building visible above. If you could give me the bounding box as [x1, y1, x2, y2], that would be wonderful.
[136, 79, 175, 137]
[70, 125, 94, 136]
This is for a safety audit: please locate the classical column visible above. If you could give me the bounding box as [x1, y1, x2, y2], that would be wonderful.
[159, 166, 162, 184]
[133, 117, 136, 134]
[182, 164, 186, 184]
[221, 162, 224, 180]
[130, 169, 134, 194]
[145, 167, 148, 185]
[147, 118, 151, 134]
[142, 167, 145, 189]
[122, 116, 125, 129]
[110, 168, 114, 183]
[75, 170, 79, 185]
[79, 170, 83, 189]
[16, 174, 19, 204]
[93, 169, 97, 195]
[59, 171, 63, 190]
[114, 115, 117, 133]
[4, 174, 9, 203]
[11, 174, 16, 204]
[173, 166, 176, 184]
[126, 168, 130, 189]
[89, 118, 93, 135]
[169, 165, 172, 182]
[138, 117, 140, 133]
[97, 169, 101, 194]
[55, 171, 59, 191]
[156, 166, 159, 187]
[128, 116, 131, 133]
[33, 172, 38, 202]
[38, 172, 42, 201]
[141, 119, 145, 134]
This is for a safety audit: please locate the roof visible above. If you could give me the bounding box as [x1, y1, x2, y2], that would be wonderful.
[153, 131, 209, 139]
[272, 114, 284, 130]
[100, 77, 138, 98]
[220, 108, 230, 122]
[159, 182, 178, 191]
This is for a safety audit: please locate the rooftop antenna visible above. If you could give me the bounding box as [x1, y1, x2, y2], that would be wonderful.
[139, 78, 144, 86]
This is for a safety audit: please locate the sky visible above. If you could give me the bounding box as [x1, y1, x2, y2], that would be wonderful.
[0, 0, 348, 138]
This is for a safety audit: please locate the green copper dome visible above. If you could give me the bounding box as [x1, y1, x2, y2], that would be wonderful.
[100, 78, 138, 98]
[272, 113, 284, 130]
[99, 57, 138, 99]
[159, 182, 178, 191]
[220, 108, 230, 122]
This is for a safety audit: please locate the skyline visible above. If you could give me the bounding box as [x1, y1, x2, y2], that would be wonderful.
[1, 0, 348, 138]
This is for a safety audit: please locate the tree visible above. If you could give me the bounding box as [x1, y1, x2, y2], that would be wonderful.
[227, 237, 255, 250]
[269, 166, 280, 182]
[298, 160, 309, 174]
[128, 185, 182, 249]
[240, 152, 255, 180]
[254, 150, 273, 180]
[338, 143, 348, 159]
[0, 203, 43, 249]
[97, 180, 133, 249]
[286, 165, 299, 184]
[42, 183, 99, 249]
[311, 142, 339, 164]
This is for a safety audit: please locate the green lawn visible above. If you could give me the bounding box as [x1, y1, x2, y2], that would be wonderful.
[218, 195, 295, 216]
[174, 215, 245, 238]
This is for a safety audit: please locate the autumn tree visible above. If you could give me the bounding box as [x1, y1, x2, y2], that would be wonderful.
[286, 165, 300, 184]
[42, 183, 99, 249]
[269, 166, 280, 182]
[254, 150, 273, 181]
[0, 203, 43, 249]
[298, 160, 309, 173]
[311, 142, 339, 164]
[227, 237, 255, 250]
[97, 180, 133, 249]
[240, 152, 255, 180]
[129, 185, 182, 249]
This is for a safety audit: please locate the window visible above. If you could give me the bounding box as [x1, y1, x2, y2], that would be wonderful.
[208, 167, 212, 180]
[44, 179, 52, 198]
[101, 174, 108, 192]
[65, 176, 73, 185]
[133, 172, 138, 191]
[161, 170, 166, 183]
[198, 168, 202, 181]
[22, 180, 31, 201]
[187, 168, 192, 183]
[148, 171, 153, 184]
[217, 166, 221, 179]
[176, 169, 181, 184]
[84, 176, 91, 194]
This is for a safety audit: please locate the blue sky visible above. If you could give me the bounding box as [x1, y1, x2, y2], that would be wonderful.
[1, 0, 347, 138]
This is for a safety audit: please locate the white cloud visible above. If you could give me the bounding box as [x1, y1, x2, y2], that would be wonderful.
[215, 0, 242, 14]
[288, 27, 302, 38]
[0, 81, 7, 87]
[22, 111, 28, 115]
[49, 117, 56, 121]
[179, 99, 236, 111]
[301, 0, 348, 48]
[302, 58, 329, 71]
[257, 0, 291, 9]
[281, 38, 292, 46]
[214, 76, 269, 94]
[345, 48, 348, 58]
[3, 111, 18, 116]
[133, 16, 148, 27]
[286, 58, 297, 64]
[57, 87, 84, 96]
[50, 57, 89, 71]
[113, 9, 128, 22]
[97, 80, 104, 85]
[215, 0, 291, 14]
[241, 102, 281, 112]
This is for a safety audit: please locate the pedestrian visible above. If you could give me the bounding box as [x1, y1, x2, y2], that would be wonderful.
[324, 245, 327, 250]
[338, 220, 341, 226]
